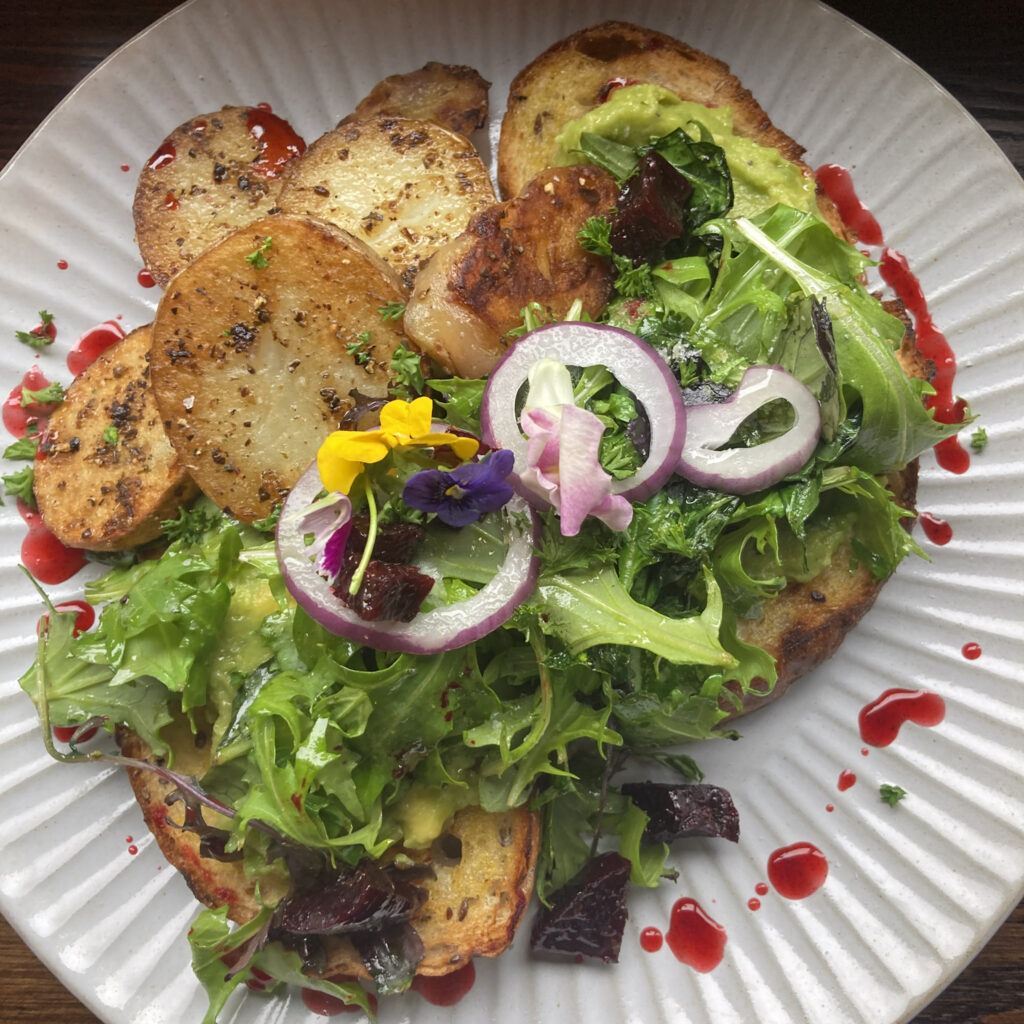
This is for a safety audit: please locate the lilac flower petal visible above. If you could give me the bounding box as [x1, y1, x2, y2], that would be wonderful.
[320, 518, 352, 577]
[295, 491, 353, 576]
[519, 403, 632, 536]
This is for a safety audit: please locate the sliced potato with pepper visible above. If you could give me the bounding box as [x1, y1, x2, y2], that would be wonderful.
[133, 105, 306, 288]
[149, 214, 408, 524]
[34, 324, 199, 551]
[339, 62, 490, 139]
[276, 115, 495, 287]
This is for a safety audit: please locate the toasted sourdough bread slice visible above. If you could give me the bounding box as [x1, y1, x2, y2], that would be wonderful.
[119, 727, 540, 978]
[496, 21, 847, 239]
[133, 106, 306, 288]
[33, 325, 199, 551]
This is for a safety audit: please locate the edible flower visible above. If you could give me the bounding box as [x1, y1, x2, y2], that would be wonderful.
[517, 359, 632, 536]
[403, 449, 516, 527]
[317, 396, 479, 494]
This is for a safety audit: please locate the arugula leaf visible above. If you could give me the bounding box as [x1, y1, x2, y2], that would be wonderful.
[425, 376, 485, 433]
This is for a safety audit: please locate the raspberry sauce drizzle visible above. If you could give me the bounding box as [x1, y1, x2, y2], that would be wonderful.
[859, 688, 946, 747]
[815, 164, 967, 474]
[919, 511, 953, 545]
[246, 106, 306, 178]
[767, 842, 829, 899]
[411, 961, 476, 1005]
[664, 897, 727, 972]
[67, 320, 126, 376]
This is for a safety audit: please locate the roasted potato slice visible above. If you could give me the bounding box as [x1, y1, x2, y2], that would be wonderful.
[340, 62, 490, 139]
[403, 165, 617, 378]
[120, 725, 539, 978]
[276, 116, 496, 286]
[149, 214, 408, 523]
[33, 325, 199, 551]
[133, 105, 306, 287]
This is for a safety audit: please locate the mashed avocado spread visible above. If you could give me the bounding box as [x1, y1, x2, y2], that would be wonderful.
[555, 84, 816, 218]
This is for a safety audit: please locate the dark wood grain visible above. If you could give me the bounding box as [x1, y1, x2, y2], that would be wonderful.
[0, 2, 1021, 1023]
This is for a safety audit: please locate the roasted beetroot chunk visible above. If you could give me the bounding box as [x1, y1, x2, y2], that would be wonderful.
[609, 151, 693, 265]
[530, 851, 631, 963]
[620, 782, 740, 844]
[272, 861, 426, 937]
[329, 515, 434, 621]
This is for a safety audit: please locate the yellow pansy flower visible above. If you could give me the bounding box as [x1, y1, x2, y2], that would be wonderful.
[317, 397, 479, 494]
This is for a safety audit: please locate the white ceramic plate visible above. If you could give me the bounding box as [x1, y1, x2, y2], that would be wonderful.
[1, 2, 1022, 1023]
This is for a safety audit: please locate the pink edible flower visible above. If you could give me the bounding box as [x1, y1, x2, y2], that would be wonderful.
[517, 360, 632, 536]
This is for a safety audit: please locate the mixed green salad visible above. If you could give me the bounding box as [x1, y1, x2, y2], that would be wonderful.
[21, 84, 956, 1018]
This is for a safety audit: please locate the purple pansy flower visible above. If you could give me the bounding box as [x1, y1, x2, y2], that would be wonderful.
[403, 449, 516, 527]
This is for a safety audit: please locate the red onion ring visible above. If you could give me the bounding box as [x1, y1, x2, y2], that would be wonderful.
[480, 322, 686, 502]
[276, 461, 541, 654]
[676, 365, 821, 494]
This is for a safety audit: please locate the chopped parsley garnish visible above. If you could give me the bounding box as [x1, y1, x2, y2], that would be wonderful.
[2, 465, 36, 507]
[879, 783, 907, 807]
[970, 426, 988, 452]
[378, 301, 406, 321]
[346, 334, 372, 366]
[389, 344, 425, 395]
[15, 310, 55, 350]
[245, 236, 273, 269]
[103, 425, 119, 445]
[161, 504, 223, 544]
[21, 381, 65, 406]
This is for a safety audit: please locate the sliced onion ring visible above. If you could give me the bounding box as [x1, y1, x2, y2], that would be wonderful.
[480, 322, 686, 502]
[676, 365, 821, 495]
[276, 461, 541, 654]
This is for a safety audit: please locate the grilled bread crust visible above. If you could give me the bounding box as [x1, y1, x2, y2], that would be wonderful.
[119, 728, 540, 979]
[496, 20, 847, 238]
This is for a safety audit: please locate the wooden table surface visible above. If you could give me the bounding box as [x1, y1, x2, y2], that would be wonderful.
[0, 1, 1021, 1022]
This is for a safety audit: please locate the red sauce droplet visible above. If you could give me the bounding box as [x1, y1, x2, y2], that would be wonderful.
[878, 248, 968, 474]
[664, 897, 727, 973]
[52, 724, 98, 743]
[825, 803, 835, 812]
[861, 747, 870, 757]
[147, 139, 176, 171]
[4, 365, 58, 437]
[301, 988, 363, 1016]
[137, 268, 157, 288]
[767, 842, 829, 900]
[246, 107, 306, 178]
[639, 926, 663, 952]
[57, 259, 69, 270]
[38, 599, 95, 637]
[859, 688, 946, 747]
[21, 516, 88, 584]
[164, 191, 179, 211]
[256, 101, 273, 112]
[837, 769, 857, 792]
[747, 897, 761, 911]
[411, 961, 476, 1006]
[755, 882, 769, 896]
[919, 511, 953, 545]
[67, 320, 126, 376]
[815, 164, 884, 246]
[120, 163, 130, 172]
[126, 836, 134, 842]
[127, 844, 139, 855]
[962, 642, 982, 660]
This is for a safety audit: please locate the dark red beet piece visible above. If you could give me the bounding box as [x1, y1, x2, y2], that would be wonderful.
[333, 560, 434, 621]
[530, 851, 631, 963]
[331, 516, 434, 621]
[609, 151, 693, 265]
[273, 862, 426, 936]
[620, 782, 740, 844]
